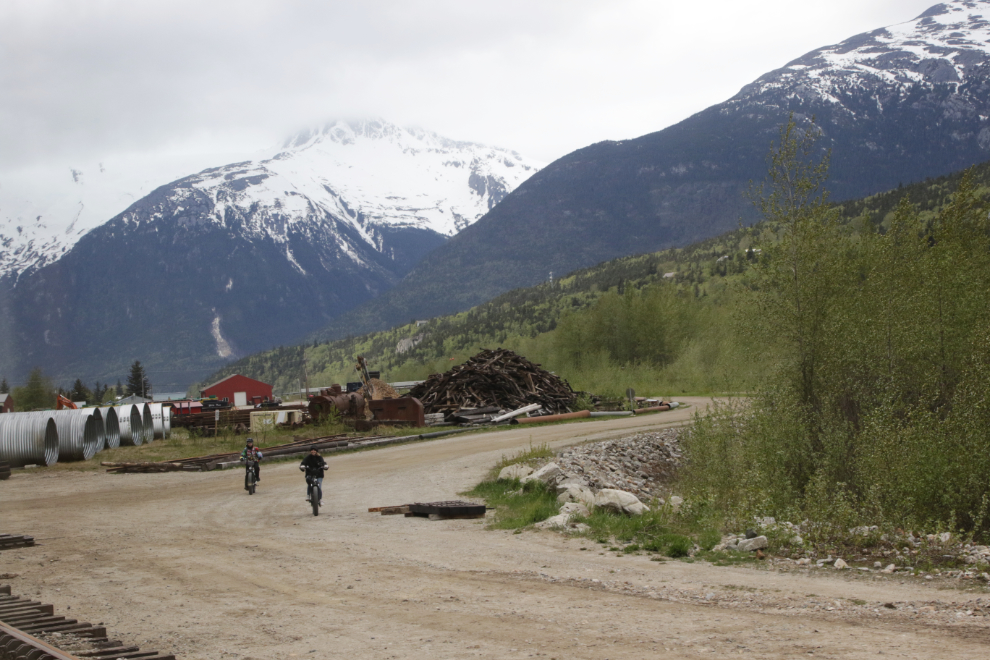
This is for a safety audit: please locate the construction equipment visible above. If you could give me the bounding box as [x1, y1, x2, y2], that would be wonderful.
[355, 356, 375, 399]
[55, 395, 78, 410]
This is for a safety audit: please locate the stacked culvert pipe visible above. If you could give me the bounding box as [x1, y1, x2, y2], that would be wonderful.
[77, 408, 106, 454]
[98, 406, 121, 449]
[0, 412, 60, 467]
[115, 404, 144, 446]
[149, 403, 164, 440]
[141, 404, 154, 444]
[162, 405, 172, 439]
[50, 410, 101, 461]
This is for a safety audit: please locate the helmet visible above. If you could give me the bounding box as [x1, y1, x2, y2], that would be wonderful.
[246, 438, 254, 444]
[310, 446, 318, 452]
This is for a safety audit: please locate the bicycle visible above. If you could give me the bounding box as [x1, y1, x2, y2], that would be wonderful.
[305, 471, 322, 516]
[242, 457, 258, 495]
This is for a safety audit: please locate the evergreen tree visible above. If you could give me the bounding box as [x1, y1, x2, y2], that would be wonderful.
[116, 380, 123, 396]
[126, 361, 151, 398]
[0, 377, 8, 394]
[11, 368, 55, 411]
[70, 379, 92, 404]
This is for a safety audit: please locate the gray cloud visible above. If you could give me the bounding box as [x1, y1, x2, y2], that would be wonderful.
[0, 0, 936, 168]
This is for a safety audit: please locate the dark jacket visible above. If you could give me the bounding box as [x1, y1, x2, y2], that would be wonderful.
[300, 453, 328, 478]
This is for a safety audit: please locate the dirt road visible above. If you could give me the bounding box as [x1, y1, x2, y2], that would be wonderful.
[1, 396, 988, 659]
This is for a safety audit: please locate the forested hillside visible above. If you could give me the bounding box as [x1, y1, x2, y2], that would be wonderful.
[197, 153, 990, 399]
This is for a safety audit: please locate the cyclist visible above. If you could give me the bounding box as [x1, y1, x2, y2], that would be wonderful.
[240, 438, 263, 486]
[299, 447, 329, 505]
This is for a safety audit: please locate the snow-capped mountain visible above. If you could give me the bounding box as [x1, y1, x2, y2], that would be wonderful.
[0, 119, 539, 281]
[299, 0, 990, 344]
[735, 1, 990, 133]
[0, 119, 541, 389]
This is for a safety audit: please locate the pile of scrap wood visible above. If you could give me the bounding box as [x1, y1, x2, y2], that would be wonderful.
[102, 434, 360, 473]
[408, 349, 576, 415]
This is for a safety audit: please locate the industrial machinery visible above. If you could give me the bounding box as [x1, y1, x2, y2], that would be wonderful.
[307, 384, 366, 422]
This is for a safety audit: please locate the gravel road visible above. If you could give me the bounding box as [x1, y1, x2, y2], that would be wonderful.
[1, 396, 988, 659]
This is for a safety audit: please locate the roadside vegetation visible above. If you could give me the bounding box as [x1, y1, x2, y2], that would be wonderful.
[462, 116, 990, 549]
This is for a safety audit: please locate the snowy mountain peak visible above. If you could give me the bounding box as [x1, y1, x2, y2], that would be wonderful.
[0, 119, 542, 279]
[736, 0, 990, 113]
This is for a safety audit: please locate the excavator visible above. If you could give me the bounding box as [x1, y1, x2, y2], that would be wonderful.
[55, 394, 78, 410]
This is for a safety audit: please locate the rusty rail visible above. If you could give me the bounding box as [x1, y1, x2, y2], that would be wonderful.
[0, 584, 174, 660]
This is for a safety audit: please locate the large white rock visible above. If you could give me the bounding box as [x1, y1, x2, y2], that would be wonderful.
[736, 536, 768, 552]
[593, 489, 649, 516]
[559, 502, 590, 518]
[557, 484, 596, 508]
[555, 476, 590, 493]
[669, 495, 684, 512]
[498, 464, 534, 481]
[521, 462, 565, 488]
[535, 513, 572, 529]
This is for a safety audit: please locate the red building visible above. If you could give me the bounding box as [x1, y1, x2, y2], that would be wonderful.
[0, 393, 13, 413]
[201, 374, 273, 407]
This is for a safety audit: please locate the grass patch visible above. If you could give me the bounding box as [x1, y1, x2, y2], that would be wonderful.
[465, 478, 560, 529]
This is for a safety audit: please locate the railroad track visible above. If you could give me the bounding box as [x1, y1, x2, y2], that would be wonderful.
[0, 584, 174, 660]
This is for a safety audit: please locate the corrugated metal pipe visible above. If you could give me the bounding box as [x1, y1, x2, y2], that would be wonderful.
[98, 406, 121, 449]
[76, 408, 106, 453]
[162, 406, 172, 439]
[115, 404, 144, 446]
[0, 412, 60, 467]
[50, 410, 101, 461]
[148, 403, 164, 440]
[141, 404, 154, 444]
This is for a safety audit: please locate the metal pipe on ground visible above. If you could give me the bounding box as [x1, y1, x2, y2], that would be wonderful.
[98, 406, 121, 449]
[0, 412, 60, 467]
[632, 404, 671, 415]
[141, 404, 154, 444]
[490, 403, 542, 423]
[514, 410, 591, 424]
[148, 403, 165, 440]
[76, 408, 106, 454]
[589, 411, 634, 417]
[162, 405, 172, 439]
[49, 411, 101, 461]
[114, 405, 144, 446]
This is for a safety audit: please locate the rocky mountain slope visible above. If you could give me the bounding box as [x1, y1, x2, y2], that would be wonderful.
[0, 119, 540, 388]
[308, 0, 990, 341]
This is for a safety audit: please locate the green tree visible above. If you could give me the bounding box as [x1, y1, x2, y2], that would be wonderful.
[11, 368, 56, 411]
[0, 377, 8, 394]
[116, 380, 123, 396]
[126, 361, 151, 398]
[70, 379, 92, 404]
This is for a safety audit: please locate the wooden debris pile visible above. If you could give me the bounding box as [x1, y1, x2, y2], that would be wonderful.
[408, 348, 575, 415]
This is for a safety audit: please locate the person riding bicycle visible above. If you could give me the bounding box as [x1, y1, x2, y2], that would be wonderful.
[299, 447, 329, 505]
[240, 438, 263, 485]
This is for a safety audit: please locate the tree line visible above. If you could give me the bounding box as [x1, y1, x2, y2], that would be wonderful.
[0, 360, 152, 411]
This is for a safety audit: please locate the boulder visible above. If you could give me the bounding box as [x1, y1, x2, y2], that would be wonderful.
[736, 535, 768, 552]
[560, 502, 590, 518]
[881, 564, 896, 573]
[498, 464, 533, 481]
[521, 462, 565, 488]
[669, 495, 684, 512]
[833, 558, 849, 570]
[555, 476, 591, 492]
[557, 485, 596, 508]
[594, 489, 649, 516]
[535, 513, 572, 529]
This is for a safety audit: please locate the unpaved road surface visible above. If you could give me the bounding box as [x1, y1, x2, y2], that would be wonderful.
[2, 397, 988, 659]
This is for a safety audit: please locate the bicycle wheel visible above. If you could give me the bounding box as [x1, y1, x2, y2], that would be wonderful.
[311, 484, 319, 516]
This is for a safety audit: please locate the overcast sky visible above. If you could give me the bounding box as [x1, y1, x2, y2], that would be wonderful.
[0, 0, 939, 171]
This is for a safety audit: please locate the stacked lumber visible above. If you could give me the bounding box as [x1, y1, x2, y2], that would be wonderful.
[0, 534, 35, 549]
[102, 434, 361, 473]
[408, 349, 575, 415]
